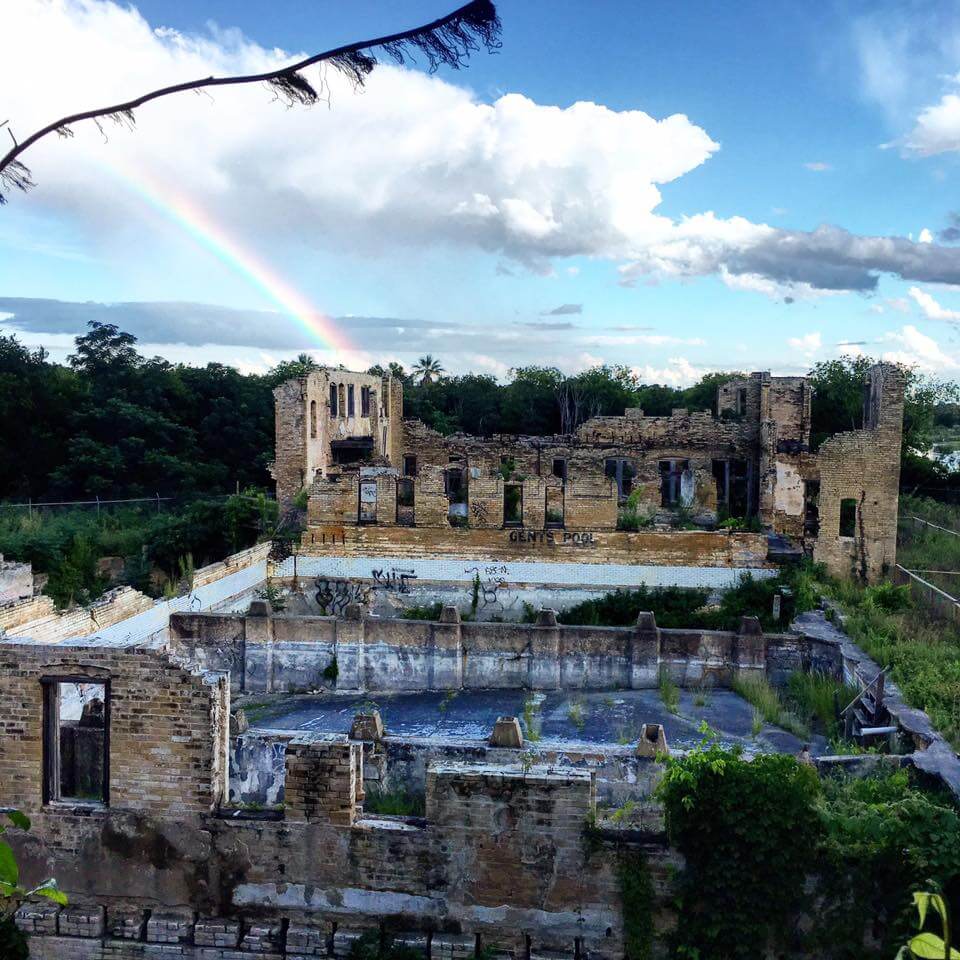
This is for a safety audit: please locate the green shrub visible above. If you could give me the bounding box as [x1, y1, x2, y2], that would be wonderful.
[558, 585, 710, 628]
[401, 601, 445, 621]
[657, 731, 960, 959]
[362, 785, 425, 817]
[657, 730, 821, 959]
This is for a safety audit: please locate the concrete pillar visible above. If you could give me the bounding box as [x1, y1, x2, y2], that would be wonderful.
[631, 611, 660, 688]
[529, 608, 561, 690]
[334, 604, 365, 691]
[735, 615, 766, 675]
[430, 605, 463, 689]
[243, 601, 274, 694]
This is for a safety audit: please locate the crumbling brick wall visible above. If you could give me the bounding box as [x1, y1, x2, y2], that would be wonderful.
[0, 642, 227, 819]
[813, 363, 905, 581]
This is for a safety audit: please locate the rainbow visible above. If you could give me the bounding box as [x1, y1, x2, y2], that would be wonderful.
[106, 160, 354, 358]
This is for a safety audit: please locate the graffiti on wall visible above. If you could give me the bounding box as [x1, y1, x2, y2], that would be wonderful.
[315, 578, 370, 616]
[464, 565, 508, 607]
[371, 567, 418, 593]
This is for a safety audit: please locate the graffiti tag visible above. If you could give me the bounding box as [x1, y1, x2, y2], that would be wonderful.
[315, 578, 370, 615]
[371, 568, 418, 593]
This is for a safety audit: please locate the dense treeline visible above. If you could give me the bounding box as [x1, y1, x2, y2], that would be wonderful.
[1, 323, 282, 500]
[1, 322, 955, 503]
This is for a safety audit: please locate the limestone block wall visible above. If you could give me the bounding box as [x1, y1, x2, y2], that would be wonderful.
[0, 593, 56, 632]
[813, 364, 905, 582]
[467, 473, 505, 528]
[4, 586, 154, 644]
[308, 475, 358, 526]
[271, 376, 308, 507]
[13, 758, 625, 960]
[298, 523, 771, 568]
[414, 466, 449, 527]
[0, 642, 227, 820]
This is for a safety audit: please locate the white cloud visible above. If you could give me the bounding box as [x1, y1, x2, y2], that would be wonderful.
[804, 162, 832, 172]
[787, 332, 822, 357]
[903, 90, 960, 156]
[630, 357, 709, 387]
[1, 0, 719, 271]
[908, 286, 960, 322]
[919, 227, 934, 243]
[881, 324, 960, 372]
[581, 333, 705, 347]
[5, 0, 960, 311]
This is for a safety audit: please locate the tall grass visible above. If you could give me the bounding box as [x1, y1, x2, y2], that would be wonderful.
[732, 673, 810, 740]
[786, 671, 858, 739]
[658, 669, 680, 715]
[897, 496, 960, 596]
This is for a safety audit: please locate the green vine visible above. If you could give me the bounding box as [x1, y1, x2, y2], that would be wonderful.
[616, 847, 654, 960]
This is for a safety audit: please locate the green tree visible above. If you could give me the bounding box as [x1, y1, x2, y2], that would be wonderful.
[809, 354, 956, 456]
[412, 354, 445, 385]
[500, 366, 564, 434]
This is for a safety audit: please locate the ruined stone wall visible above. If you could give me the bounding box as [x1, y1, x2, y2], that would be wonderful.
[308, 475, 358, 527]
[399, 408, 759, 524]
[299, 523, 770, 567]
[0, 594, 56, 632]
[10, 715, 624, 960]
[273, 370, 400, 508]
[4, 587, 155, 644]
[0, 642, 226, 818]
[271, 377, 307, 508]
[813, 363, 905, 581]
[169, 607, 819, 695]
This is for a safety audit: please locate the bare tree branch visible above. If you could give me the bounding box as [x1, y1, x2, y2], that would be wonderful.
[0, 0, 500, 203]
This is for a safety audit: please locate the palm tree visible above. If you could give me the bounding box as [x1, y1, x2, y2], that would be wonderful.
[413, 355, 445, 385]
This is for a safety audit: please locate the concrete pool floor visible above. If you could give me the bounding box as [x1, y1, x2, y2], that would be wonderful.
[246, 688, 828, 756]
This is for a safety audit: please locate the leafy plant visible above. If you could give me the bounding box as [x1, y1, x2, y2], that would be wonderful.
[616, 847, 655, 960]
[521, 694, 542, 743]
[255, 582, 287, 611]
[0, 808, 67, 959]
[896, 892, 959, 959]
[567, 697, 587, 731]
[657, 727, 820, 959]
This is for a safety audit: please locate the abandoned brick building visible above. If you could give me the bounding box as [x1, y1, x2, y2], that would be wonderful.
[272, 363, 905, 582]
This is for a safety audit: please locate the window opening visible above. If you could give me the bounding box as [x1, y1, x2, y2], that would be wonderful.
[659, 459, 688, 506]
[310, 400, 317, 439]
[359, 481, 378, 524]
[605, 458, 636, 498]
[504, 483, 523, 526]
[44, 680, 108, 805]
[347, 384, 355, 417]
[329, 383, 338, 417]
[403, 455, 418, 477]
[839, 498, 857, 538]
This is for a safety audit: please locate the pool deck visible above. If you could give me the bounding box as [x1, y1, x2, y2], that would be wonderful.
[246, 688, 827, 756]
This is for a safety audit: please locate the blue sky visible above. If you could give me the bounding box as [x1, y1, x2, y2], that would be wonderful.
[2, 0, 960, 382]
